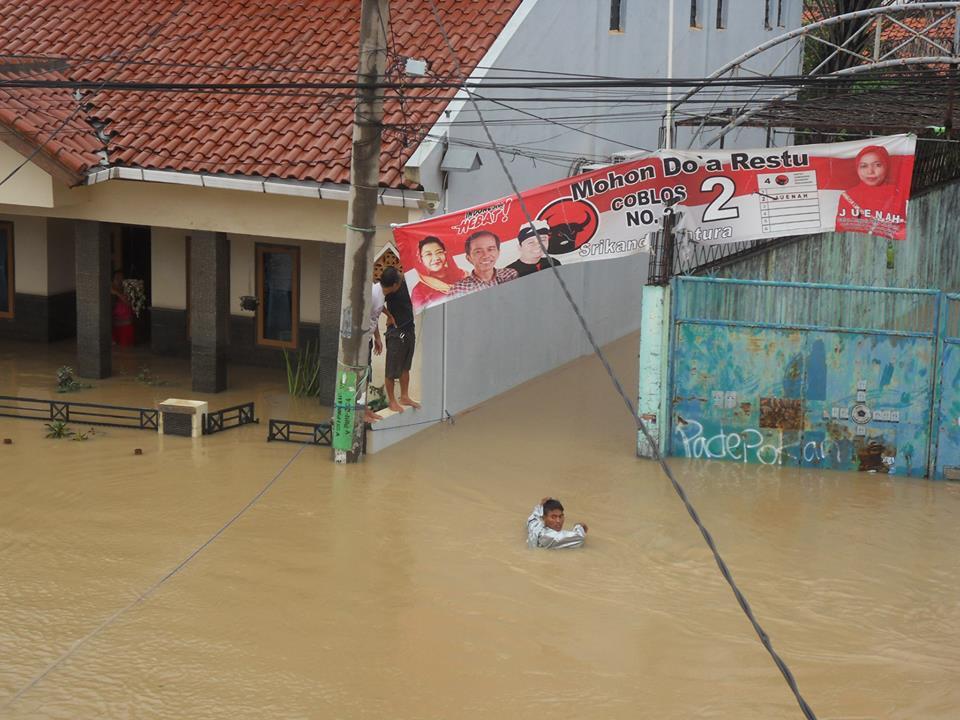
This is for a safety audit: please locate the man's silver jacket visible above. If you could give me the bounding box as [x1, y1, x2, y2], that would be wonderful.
[526, 504, 586, 549]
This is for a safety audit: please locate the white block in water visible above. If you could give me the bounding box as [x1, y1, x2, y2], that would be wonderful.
[158, 398, 208, 438]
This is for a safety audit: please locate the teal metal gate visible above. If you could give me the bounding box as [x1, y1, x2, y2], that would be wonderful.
[931, 294, 960, 480]
[669, 277, 943, 477]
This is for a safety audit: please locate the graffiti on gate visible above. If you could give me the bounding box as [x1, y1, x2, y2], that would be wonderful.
[674, 417, 859, 467]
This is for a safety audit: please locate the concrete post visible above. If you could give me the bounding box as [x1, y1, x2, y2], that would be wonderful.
[74, 220, 112, 379]
[332, 0, 389, 463]
[190, 231, 230, 393]
[637, 283, 673, 458]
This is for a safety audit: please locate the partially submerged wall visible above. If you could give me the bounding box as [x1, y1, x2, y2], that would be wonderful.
[369, 254, 645, 451]
[708, 181, 960, 291]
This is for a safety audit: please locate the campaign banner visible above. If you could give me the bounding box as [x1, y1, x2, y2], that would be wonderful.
[393, 134, 916, 314]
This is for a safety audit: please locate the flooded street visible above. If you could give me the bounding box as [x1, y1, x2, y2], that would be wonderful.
[1, 334, 959, 719]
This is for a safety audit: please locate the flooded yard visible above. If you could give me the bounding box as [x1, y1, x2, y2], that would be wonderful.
[1, 334, 959, 719]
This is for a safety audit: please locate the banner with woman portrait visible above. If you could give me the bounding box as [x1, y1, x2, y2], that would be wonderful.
[392, 134, 916, 313]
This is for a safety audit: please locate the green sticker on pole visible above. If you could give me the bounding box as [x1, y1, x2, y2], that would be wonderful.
[332, 369, 358, 451]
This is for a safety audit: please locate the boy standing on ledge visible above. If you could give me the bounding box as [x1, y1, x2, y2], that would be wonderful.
[526, 497, 588, 549]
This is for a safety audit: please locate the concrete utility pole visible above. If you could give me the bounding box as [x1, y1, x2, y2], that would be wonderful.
[332, 0, 389, 463]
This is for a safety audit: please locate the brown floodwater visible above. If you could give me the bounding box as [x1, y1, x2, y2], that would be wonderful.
[1, 335, 959, 719]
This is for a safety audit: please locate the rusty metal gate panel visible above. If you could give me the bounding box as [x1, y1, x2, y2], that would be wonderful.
[931, 294, 960, 480]
[669, 277, 939, 477]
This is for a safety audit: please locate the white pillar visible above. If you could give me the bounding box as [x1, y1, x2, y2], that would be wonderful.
[637, 283, 672, 458]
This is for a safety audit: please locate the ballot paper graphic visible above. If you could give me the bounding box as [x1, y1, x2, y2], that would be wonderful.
[757, 171, 822, 235]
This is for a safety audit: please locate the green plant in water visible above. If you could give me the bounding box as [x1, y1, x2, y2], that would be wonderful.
[283, 340, 323, 397]
[45, 420, 74, 439]
[71, 427, 98, 441]
[136, 366, 167, 386]
[55, 366, 92, 393]
[367, 383, 388, 412]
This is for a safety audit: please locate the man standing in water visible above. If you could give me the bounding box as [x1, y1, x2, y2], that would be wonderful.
[527, 497, 588, 549]
[380, 266, 420, 413]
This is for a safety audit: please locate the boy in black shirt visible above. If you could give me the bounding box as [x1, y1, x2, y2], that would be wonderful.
[380, 267, 421, 413]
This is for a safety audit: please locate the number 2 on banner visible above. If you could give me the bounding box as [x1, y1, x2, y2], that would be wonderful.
[701, 177, 740, 222]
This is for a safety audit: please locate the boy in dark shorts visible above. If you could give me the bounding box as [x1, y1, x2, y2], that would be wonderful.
[380, 266, 421, 413]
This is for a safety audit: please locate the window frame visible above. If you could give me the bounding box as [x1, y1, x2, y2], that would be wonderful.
[0, 221, 14, 319]
[254, 242, 300, 350]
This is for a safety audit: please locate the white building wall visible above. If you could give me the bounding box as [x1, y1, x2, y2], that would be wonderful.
[374, 0, 804, 450]
[0, 214, 47, 295]
[151, 227, 189, 310]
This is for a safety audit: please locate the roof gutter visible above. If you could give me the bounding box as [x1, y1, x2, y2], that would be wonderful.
[85, 166, 437, 210]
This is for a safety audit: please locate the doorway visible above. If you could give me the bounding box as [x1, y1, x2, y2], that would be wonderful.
[111, 225, 152, 345]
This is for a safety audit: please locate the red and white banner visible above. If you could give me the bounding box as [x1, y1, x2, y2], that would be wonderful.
[393, 134, 916, 313]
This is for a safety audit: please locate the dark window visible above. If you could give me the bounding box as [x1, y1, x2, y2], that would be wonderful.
[716, 0, 727, 29]
[610, 0, 624, 32]
[777, 0, 785, 27]
[0, 222, 13, 319]
[255, 243, 299, 349]
[764, 0, 772, 29]
[690, 0, 700, 28]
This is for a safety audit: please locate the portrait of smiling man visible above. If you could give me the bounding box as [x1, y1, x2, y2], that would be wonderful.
[448, 230, 519, 298]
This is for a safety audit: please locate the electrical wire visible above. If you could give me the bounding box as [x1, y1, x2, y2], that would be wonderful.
[0, 443, 307, 711]
[427, 1, 820, 718]
[0, 0, 194, 190]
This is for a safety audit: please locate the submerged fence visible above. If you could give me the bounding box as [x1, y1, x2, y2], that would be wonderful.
[0, 395, 159, 430]
[0, 396, 260, 437]
[202, 402, 258, 435]
[267, 419, 332, 446]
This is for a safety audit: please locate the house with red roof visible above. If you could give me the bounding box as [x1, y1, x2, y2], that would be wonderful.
[0, 1, 803, 417]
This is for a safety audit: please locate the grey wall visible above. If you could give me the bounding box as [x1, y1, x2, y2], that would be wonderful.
[370, 253, 645, 451]
[418, 0, 804, 212]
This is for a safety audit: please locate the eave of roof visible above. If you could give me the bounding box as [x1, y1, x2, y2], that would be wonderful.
[86, 165, 437, 209]
[0, 0, 524, 190]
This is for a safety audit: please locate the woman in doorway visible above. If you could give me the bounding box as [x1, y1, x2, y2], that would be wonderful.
[111, 269, 136, 347]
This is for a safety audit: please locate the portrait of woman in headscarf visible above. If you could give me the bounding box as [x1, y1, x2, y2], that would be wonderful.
[410, 236, 466, 312]
[835, 145, 907, 240]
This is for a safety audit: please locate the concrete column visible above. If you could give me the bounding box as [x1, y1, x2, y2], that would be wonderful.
[190, 231, 230, 393]
[637, 283, 672, 458]
[74, 220, 112, 379]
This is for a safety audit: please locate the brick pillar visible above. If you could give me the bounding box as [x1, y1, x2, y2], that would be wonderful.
[75, 221, 112, 379]
[190, 231, 230, 392]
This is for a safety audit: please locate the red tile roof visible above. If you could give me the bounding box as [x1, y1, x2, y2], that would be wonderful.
[0, 1, 522, 189]
[803, 7, 956, 44]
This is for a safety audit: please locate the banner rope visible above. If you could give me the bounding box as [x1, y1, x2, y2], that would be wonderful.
[426, 3, 818, 718]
